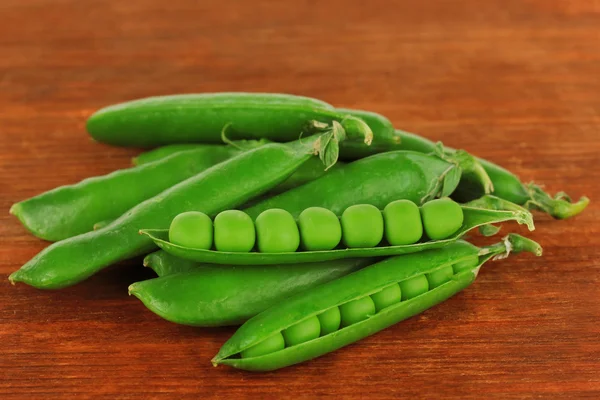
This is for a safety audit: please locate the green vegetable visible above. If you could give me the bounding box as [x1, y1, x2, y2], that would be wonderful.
[241, 334, 285, 359]
[395, 129, 589, 219]
[339, 296, 376, 328]
[282, 317, 321, 347]
[168, 211, 213, 250]
[214, 210, 256, 252]
[9, 145, 241, 242]
[255, 209, 300, 253]
[371, 283, 402, 312]
[132, 253, 374, 326]
[143, 250, 201, 277]
[212, 234, 542, 371]
[399, 275, 429, 300]
[420, 198, 464, 240]
[341, 204, 384, 248]
[87, 93, 374, 148]
[316, 308, 341, 336]
[298, 207, 342, 251]
[370, 284, 402, 312]
[426, 266, 454, 289]
[140, 195, 534, 265]
[243, 150, 488, 219]
[383, 200, 423, 245]
[9, 131, 352, 289]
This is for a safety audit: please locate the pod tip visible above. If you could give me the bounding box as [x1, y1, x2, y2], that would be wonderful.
[9, 203, 20, 216]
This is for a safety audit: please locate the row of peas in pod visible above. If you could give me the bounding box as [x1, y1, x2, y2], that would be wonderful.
[168, 197, 464, 253]
[240, 251, 479, 358]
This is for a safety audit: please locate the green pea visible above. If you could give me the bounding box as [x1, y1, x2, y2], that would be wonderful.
[453, 254, 480, 273]
[241, 332, 285, 359]
[383, 200, 423, 245]
[298, 207, 342, 251]
[339, 296, 376, 327]
[255, 209, 300, 253]
[317, 307, 341, 336]
[426, 266, 454, 289]
[399, 275, 429, 300]
[341, 204, 384, 248]
[420, 198, 464, 240]
[169, 211, 213, 250]
[371, 284, 402, 312]
[282, 316, 321, 346]
[214, 210, 255, 252]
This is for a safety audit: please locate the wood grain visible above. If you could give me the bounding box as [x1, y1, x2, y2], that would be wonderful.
[1, 0, 599, 398]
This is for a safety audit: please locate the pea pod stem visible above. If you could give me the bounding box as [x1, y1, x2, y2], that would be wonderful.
[394, 129, 589, 219]
[140, 197, 534, 265]
[212, 234, 542, 371]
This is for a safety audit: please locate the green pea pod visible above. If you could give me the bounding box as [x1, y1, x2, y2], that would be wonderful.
[212, 233, 542, 371]
[9, 129, 357, 289]
[86, 93, 375, 148]
[140, 196, 533, 265]
[133, 144, 221, 165]
[143, 250, 201, 276]
[10, 145, 245, 242]
[245, 150, 481, 219]
[394, 129, 589, 219]
[130, 254, 374, 326]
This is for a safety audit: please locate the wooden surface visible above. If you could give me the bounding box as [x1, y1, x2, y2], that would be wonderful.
[1, 0, 599, 398]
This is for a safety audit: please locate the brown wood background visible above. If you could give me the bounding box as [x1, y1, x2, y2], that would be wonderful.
[1, 0, 599, 398]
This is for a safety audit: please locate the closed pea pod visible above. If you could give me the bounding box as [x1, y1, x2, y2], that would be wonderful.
[133, 144, 347, 197]
[9, 128, 356, 289]
[212, 234, 542, 371]
[9, 145, 243, 242]
[87, 93, 374, 148]
[140, 195, 535, 265]
[132, 252, 375, 326]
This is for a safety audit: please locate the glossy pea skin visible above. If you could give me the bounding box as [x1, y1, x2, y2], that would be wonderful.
[383, 200, 423, 245]
[426, 266, 455, 289]
[9, 138, 330, 289]
[10, 146, 240, 242]
[244, 151, 463, 220]
[86, 93, 340, 147]
[453, 255, 480, 274]
[339, 296, 376, 327]
[282, 316, 321, 346]
[420, 198, 464, 240]
[341, 204, 384, 248]
[371, 284, 402, 312]
[298, 207, 342, 251]
[399, 275, 429, 300]
[213, 237, 541, 371]
[214, 210, 255, 252]
[255, 209, 300, 253]
[133, 253, 374, 326]
[241, 333, 286, 359]
[317, 307, 341, 336]
[169, 212, 213, 250]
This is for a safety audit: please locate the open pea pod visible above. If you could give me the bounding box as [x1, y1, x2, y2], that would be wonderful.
[139, 196, 534, 266]
[212, 234, 542, 371]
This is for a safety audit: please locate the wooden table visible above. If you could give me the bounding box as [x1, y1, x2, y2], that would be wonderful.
[1, 1, 598, 398]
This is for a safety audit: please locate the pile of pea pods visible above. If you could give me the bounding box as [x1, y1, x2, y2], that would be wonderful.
[9, 93, 589, 371]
